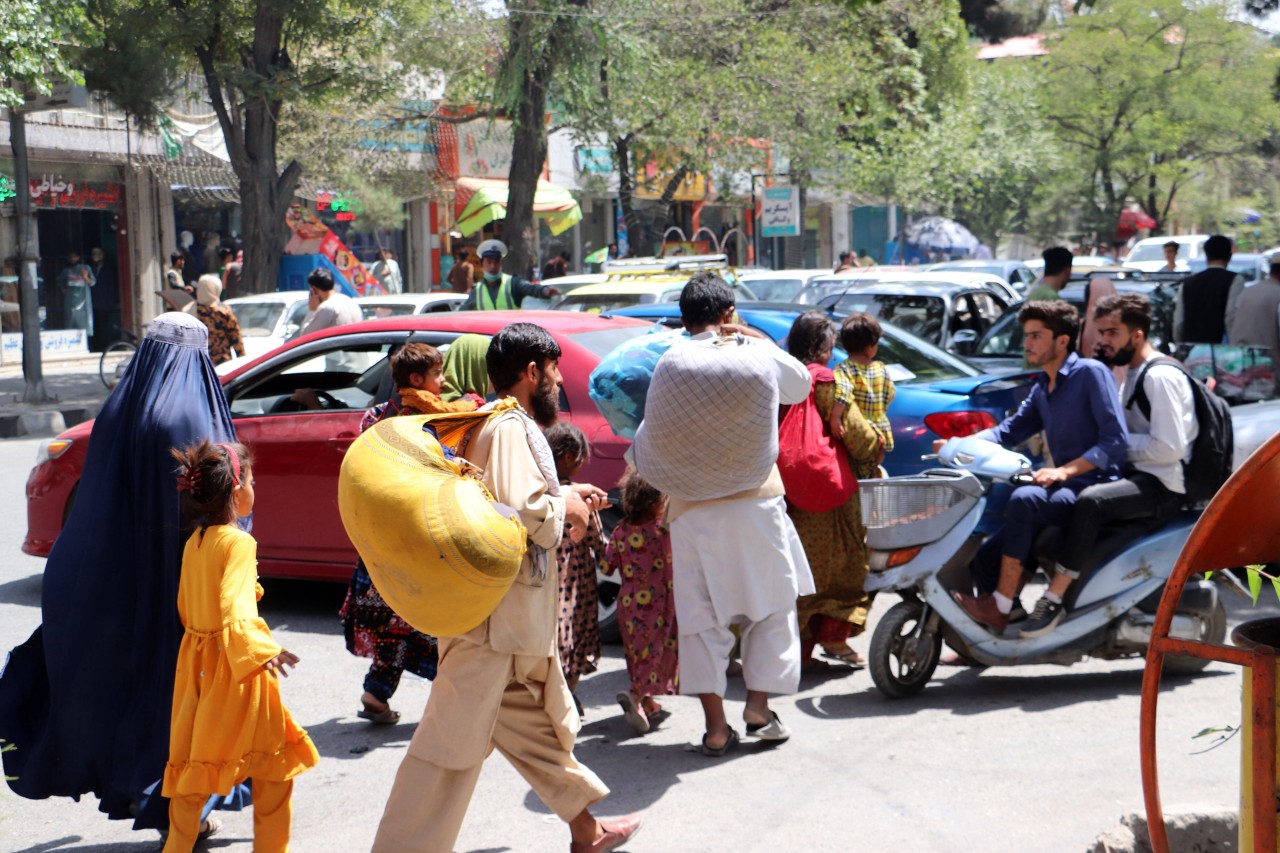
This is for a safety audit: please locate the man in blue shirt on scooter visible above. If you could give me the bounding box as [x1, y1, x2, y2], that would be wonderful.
[951, 301, 1128, 632]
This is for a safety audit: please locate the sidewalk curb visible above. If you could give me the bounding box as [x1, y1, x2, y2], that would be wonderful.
[0, 404, 100, 439]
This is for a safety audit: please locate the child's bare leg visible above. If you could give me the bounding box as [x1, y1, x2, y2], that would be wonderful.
[829, 400, 848, 438]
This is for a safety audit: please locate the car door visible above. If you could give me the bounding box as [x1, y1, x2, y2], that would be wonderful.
[224, 331, 403, 577]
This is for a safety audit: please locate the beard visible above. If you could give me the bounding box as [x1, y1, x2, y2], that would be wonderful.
[530, 374, 560, 428]
[1095, 344, 1136, 368]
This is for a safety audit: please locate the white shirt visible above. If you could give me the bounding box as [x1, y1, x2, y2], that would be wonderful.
[1122, 355, 1198, 494]
[295, 291, 362, 338]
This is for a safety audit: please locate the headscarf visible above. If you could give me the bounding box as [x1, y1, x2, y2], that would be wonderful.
[441, 333, 492, 401]
[196, 273, 222, 307]
[0, 312, 248, 829]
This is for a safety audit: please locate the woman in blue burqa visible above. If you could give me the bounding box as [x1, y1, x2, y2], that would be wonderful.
[0, 312, 250, 835]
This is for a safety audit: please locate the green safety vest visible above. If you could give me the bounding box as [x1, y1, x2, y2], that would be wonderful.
[476, 274, 516, 311]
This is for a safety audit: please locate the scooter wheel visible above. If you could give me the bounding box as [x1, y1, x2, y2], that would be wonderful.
[870, 599, 942, 699]
[1163, 600, 1227, 676]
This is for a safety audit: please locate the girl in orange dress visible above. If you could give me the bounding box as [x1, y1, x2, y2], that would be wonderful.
[164, 440, 320, 852]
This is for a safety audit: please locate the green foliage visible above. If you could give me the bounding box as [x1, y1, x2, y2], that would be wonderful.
[0, 0, 98, 109]
[1036, 0, 1280, 242]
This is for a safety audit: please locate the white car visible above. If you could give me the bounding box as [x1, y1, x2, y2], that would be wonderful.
[738, 268, 832, 303]
[353, 293, 466, 319]
[1123, 235, 1210, 272]
[223, 292, 310, 361]
[801, 269, 1022, 310]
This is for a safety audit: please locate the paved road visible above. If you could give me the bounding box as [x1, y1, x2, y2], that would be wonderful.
[0, 435, 1264, 852]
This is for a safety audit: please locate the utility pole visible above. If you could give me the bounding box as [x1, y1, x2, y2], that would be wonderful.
[10, 108, 51, 402]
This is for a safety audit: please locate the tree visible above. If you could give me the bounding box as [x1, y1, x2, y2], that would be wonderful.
[78, 0, 404, 294]
[2, 0, 98, 401]
[1038, 0, 1280, 244]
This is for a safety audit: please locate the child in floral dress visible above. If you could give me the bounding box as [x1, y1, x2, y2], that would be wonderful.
[604, 470, 678, 735]
[546, 422, 607, 712]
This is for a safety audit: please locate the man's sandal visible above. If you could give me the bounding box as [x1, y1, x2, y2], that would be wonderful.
[699, 727, 739, 757]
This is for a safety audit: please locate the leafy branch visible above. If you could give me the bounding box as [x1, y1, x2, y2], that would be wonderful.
[1205, 565, 1280, 606]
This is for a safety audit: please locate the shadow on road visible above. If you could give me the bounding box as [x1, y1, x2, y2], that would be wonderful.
[792, 665, 1230, 721]
[0, 573, 41, 608]
[257, 579, 346, 636]
[11, 837, 176, 853]
[304, 715, 414, 761]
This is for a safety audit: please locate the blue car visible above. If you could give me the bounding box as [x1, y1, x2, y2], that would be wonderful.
[608, 302, 1037, 477]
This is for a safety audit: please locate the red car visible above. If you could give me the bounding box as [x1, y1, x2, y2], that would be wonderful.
[25, 311, 652, 584]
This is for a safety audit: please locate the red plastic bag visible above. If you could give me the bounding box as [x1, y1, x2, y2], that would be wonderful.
[777, 364, 857, 513]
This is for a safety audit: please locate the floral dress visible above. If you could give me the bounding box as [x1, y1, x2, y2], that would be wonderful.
[604, 519, 679, 699]
[556, 509, 606, 681]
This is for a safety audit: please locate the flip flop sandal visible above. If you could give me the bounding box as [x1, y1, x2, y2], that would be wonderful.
[199, 817, 222, 839]
[615, 692, 650, 735]
[646, 708, 672, 728]
[700, 727, 739, 757]
[744, 711, 791, 742]
[821, 647, 867, 668]
[357, 704, 401, 725]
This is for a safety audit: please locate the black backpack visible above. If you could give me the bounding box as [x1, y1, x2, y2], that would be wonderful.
[1127, 356, 1233, 505]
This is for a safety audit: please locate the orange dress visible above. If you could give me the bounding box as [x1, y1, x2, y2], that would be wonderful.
[163, 525, 319, 798]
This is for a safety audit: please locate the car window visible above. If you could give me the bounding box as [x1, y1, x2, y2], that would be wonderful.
[952, 292, 997, 337]
[567, 326, 654, 358]
[877, 326, 976, 384]
[227, 341, 392, 417]
[360, 303, 418, 320]
[230, 301, 289, 337]
[745, 278, 805, 302]
[834, 293, 947, 343]
[553, 294, 648, 313]
[976, 311, 1022, 357]
[284, 300, 309, 338]
[1129, 242, 1187, 263]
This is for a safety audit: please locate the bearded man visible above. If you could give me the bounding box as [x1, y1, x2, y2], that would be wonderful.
[373, 323, 641, 853]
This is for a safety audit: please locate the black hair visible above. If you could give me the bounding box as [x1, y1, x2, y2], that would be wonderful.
[391, 343, 443, 389]
[787, 310, 836, 365]
[840, 312, 883, 355]
[545, 421, 590, 481]
[679, 271, 735, 328]
[1094, 292, 1152, 337]
[1019, 300, 1080, 350]
[1163, 241, 1179, 250]
[619, 468, 664, 524]
[218, 247, 234, 260]
[171, 439, 252, 528]
[170, 251, 183, 263]
[1204, 234, 1233, 262]
[1042, 246, 1073, 277]
[487, 322, 562, 393]
[308, 268, 335, 291]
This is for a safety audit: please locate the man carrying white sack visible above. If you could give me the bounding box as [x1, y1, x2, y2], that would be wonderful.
[632, 272, 815, 757]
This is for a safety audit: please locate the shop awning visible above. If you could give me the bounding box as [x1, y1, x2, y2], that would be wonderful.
[454, 176, 582, 237]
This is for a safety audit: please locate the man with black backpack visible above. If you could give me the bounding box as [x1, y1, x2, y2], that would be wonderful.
[1020, 292, 1232, 637]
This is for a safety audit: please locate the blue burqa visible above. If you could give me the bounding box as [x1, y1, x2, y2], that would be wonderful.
[0, 312, 250, 829]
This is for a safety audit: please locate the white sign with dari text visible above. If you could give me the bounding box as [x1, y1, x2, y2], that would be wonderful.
[760, 187, 800, 238]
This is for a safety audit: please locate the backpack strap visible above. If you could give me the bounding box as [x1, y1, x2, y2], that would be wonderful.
[1126, 355, 1190, 421]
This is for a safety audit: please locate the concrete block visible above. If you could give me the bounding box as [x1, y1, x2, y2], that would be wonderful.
[18, 411, 66, 438]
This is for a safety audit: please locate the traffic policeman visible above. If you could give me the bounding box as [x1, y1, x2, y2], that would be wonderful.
[460, 239, 562, 310]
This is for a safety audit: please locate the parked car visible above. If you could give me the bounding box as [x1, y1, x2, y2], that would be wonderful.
[25, 311, 654, 586]
[550, 275, 758, 314]
[737, 268, 833, 303]
[1123, 234, 1209, 272]
[1187, 252, 1270, 285]
[814, 279, 1018, 354]
[609, 302, 1037, 477]
[223, 292, 310, 362]
[353, 293, 466, 319]
[802, 269, 1022, 309]
[925, 259, 1038, 293]
[1024, 255, 1112, 279]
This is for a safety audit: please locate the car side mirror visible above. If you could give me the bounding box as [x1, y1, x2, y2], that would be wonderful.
[951, 329, 978, 354]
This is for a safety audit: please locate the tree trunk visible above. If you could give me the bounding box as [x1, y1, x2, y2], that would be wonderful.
[502, 12, 555, 279]
[615, 134, 635, 254]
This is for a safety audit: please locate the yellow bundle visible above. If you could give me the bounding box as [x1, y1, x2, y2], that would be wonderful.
[338, 412, 527, 637]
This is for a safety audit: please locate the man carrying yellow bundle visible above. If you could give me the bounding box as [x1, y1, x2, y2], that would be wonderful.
[373, 323, 642, 853]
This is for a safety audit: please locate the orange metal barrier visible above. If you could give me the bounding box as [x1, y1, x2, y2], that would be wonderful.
[1140, 431, 1280, 852]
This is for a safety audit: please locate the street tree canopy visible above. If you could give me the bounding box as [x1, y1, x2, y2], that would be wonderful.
[0, 0, 96, 107]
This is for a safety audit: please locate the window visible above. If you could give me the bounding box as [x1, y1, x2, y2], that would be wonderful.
[834, 293, 947, 343]
[228, 341, 393, 417]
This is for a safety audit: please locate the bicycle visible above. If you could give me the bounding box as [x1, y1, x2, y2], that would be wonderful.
[99, 330, 139, 390]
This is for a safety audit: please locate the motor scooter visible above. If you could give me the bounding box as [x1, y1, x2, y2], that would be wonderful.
[862, 435, 1228, 699]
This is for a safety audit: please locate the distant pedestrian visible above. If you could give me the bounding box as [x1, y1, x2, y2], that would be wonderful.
[547, 422, 605, 710]
[58, 250, 96, 336]
[194, 275, 245, 366]
[605, 470, 678, 735]
[179, 231, 198, 285]
[165, 439, 319, 851]
[1028, 246, 1073, 302]
[221, 250, 243, 298]
[1174, 234, 1244, 344]
[542, 250, 570, 281]
[856, 248, 875, 267]
[293, 268, 361, 339]
[89, 246, 118, 349]
[1229, 255, 1280, 368]
[1160, 240, 1180, 272]
[446, 247, 475, 295]
[833, 251, 855, 273]
[372, 248, 403, 295]
[165, 251, 187, 295]
[201, 232, 221, 276]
